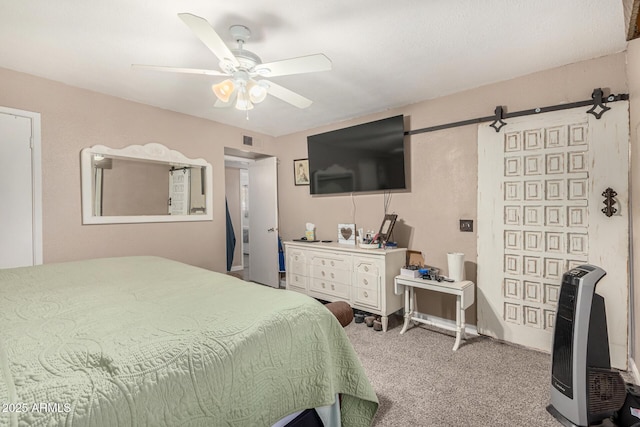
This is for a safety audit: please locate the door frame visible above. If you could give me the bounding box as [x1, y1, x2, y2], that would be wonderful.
[0, 106, 42, 265]
[224, 149, 279, 286]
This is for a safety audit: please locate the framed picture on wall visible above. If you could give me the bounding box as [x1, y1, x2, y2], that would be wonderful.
[294, 158, 310, 186]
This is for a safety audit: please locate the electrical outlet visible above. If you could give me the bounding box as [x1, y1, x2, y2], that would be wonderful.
[459, 219, 473, 232]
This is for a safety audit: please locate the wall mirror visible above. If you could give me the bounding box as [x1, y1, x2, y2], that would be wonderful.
[81, 143, 213, 224]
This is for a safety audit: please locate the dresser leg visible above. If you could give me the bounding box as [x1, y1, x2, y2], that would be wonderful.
[381, 315, 389, 332]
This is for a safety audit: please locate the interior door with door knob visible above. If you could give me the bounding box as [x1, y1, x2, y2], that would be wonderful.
[248, 157, 279, 287]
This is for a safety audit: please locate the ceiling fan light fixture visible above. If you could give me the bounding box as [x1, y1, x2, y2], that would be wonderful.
[235, 98, 254, 111]
[212, 79, 235, 103]
[248, 81, 269, 103]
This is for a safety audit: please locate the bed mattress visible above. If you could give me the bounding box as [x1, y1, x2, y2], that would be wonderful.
[0, 256, 377, 426]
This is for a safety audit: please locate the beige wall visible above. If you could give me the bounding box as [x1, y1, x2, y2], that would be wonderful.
[629, 37, 640, 364]
[0, 67, 276, 271]
[275, 53, 628, 325]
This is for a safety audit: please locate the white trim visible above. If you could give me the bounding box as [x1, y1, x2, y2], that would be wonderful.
[230, 265, 244, 272]
[411, 311, 479, 337]
[630, 357, 640, 385]
[0, 106, 42, 265]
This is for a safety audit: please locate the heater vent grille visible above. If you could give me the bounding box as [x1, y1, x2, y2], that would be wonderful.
[587, 368, 626, 418]
[551, 279, 578, 398]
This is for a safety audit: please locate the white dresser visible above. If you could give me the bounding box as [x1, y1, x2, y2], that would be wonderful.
[284, 241, 406, 331]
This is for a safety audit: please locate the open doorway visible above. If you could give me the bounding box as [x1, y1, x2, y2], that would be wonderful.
[224, 148, 280, 288]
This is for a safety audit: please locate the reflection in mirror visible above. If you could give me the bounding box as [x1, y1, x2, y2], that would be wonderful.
[82, 143, 213, 224]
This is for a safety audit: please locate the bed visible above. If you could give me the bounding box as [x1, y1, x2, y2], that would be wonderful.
[0, 256, 378, 426]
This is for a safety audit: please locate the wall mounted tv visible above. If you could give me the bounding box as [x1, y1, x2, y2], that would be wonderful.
[307, 115, 406, 195]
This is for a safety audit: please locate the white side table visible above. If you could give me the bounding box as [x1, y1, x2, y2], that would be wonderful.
[394, 275, 475, 351]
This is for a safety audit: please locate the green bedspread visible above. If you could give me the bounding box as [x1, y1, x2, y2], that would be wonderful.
[0, 256, 377, 426]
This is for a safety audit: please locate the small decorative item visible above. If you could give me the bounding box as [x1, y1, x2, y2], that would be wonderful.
[377, 214, 398, 245]
[294, 158, 310, 186]
[338, 223, 356, 245]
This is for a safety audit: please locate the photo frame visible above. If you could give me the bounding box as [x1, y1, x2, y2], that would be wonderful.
[338, 223, 356, 245]
[293, 158, 310, 186]
[377, 214, 398, 244]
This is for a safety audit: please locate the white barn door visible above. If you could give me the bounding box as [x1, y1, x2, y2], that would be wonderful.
[0, 107, 42, 268]
[169, 168, 190, 215]
[477, 103, 629, 369]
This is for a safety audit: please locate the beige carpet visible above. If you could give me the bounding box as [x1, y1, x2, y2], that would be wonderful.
[344, 316, 622, 427]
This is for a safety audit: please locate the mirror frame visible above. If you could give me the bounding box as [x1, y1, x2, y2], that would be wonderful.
[81, 143, 213, 224]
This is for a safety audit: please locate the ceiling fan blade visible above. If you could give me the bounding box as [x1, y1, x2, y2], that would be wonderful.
[254, 54, 332, 77]
[178, 13, 240, 68]
[264, 81, 313, 109]
[132, 64, 229, 77]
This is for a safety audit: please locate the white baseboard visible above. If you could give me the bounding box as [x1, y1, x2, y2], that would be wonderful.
[230, 265, 244, 272]
[629, 357, 640, 384]
[411, 311, 479, 336]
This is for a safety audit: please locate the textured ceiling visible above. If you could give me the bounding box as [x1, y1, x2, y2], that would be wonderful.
[0, 1, 629, 137]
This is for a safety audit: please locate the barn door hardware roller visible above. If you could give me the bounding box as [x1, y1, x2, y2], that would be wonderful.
[406, 88, 629, 136]
[602, 187, 617, 217]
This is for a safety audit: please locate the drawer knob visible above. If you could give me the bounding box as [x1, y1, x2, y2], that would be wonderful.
[363, 291, 368, 298]
[321, 282, 326, 288]
[321, 271, 325, 277]
[331, 284, 335, 290]
[331, 261, 335, 266]
[364, 266, 369, 272]
[363, 278, 368, 285]
[330, 272, 335, 279]
[295, 256, 298, 261]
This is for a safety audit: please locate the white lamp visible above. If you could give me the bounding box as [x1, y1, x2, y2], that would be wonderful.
[248, 81, 269, 104]
[235, 84, 254, 111]
[212, 79, 235, 103]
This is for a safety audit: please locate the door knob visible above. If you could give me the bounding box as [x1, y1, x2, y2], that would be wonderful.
[267, 227, 275, 232]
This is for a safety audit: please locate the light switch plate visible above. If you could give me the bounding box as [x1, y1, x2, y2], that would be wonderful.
[460, 219, 473, 232]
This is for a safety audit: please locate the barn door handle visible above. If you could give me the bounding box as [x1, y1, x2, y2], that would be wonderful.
[602, 187, 617, 217]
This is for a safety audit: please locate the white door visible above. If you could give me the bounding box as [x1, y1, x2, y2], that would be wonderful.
[169, 168, 190, 215]
[477, 103, 629, 369]
[0, 108, 42, 268]
[248, 157, 279, 287]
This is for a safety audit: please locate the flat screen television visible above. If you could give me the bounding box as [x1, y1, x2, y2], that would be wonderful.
[307, 115, 406, 195]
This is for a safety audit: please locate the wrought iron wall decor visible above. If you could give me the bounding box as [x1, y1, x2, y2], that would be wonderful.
[405, 88, 629, 136]
[602, 187, 617, 217]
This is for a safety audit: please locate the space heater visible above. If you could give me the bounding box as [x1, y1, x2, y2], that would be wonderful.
[547, 265, 626, 427]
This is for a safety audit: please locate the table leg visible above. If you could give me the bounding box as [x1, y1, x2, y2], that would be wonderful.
[460, 306, 466, 340]
[453, 295, 462, 351]
[400, 286, 412, 334]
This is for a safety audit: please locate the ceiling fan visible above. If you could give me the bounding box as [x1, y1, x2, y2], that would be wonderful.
[133, 13, 332, 111]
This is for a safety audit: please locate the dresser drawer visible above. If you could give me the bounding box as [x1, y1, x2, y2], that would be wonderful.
[354, 258, 381, 276]
[354, 272, 379, 290]
[288, 250, 307, 276]
[311, 255, 350, 271]
[353, 286, 380, 309]
[287, 273, 308, 291]
[309, 278, 350, 299]
[310, 265, 351, 284]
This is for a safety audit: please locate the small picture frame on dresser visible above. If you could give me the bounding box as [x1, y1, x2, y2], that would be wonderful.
[338, 223, 356, 245]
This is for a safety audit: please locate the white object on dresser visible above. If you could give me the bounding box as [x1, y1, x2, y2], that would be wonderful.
[284, 241, 406, 332]
[394, 275, 475, 351]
